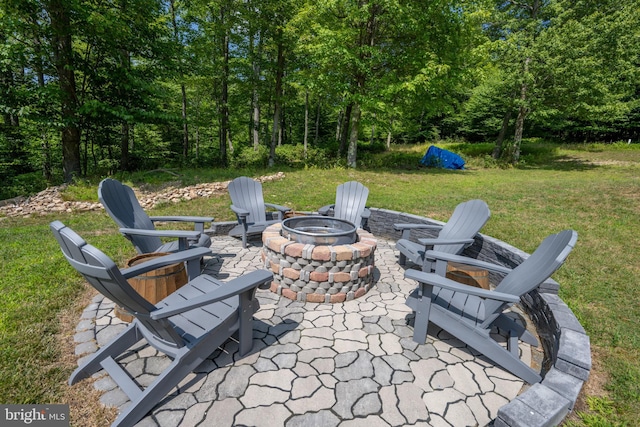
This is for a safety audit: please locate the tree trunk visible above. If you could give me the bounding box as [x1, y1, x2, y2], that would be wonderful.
[347, 104, 361, 168]
[170, 0, 189, 159]
[339, 103, 352, 156]
[370, 113, 376, 144]
[335, 108, 343, 141]
[250, 29, 261, 150]
[269, 33, 285, 167]
[511, 0, 540, 163]
[513, 103, 527, 162]
[493, 110, 512, 159]
[345, 1, 378, 167]
[314, 101, 321, 145]
[513, 57, 531, 163]
[303, 91, 309, 157]
[219, 6, 230, 165]
[47, 0, 81, 182]
[33, 59, 53, 180]
[181, 83, 189, 158]
[121, 122, 130, 171]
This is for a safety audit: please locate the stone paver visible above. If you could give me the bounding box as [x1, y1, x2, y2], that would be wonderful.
[73, 235, 532, 426]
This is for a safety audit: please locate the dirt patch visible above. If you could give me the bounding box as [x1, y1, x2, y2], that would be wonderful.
[563, 345, 609, 424]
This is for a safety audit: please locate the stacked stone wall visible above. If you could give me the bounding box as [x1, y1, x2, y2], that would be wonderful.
[261, 223, 377, 303]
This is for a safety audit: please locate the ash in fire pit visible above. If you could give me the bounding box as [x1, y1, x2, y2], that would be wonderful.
[281, 216, 357, 246]
[262, 221, 377, 303]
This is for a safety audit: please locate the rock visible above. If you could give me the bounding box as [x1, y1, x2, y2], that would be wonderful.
[0, 173, 286, 218]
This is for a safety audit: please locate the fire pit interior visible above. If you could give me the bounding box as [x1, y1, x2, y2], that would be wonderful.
[262, 218, 377, 303]
[281, 216, 358, 246]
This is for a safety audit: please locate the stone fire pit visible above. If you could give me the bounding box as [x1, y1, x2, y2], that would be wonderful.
[262, 217, 377, 303]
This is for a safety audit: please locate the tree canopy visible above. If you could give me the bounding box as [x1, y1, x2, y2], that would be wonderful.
[1, 0, 638, 194]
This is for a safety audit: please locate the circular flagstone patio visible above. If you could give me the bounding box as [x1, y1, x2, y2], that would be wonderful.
[75, 234, 537, 427]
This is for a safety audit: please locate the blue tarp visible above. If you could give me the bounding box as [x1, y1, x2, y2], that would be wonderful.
[420, 145, 465, 170]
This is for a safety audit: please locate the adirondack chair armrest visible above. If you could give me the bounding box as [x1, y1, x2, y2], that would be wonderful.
[119, 227, 202, 241]
[230, 205, 250, 220]
[150, 215, 214, 225]
[361, 208, 371, 219]
[424, 250, 514, 275]
[231, 205, 251, 217]
[120, 247, 212, 279]
[418, 237, 474, 248]
[393, 223, 443, 231]
[264, 203, 292, 220]
[150, 270, 273, 319]
[405, 270, 520, 303]
[317, 204, 334, 216]
[264, 203, 291, 213]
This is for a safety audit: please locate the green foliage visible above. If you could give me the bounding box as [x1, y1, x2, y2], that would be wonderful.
[230, 145, 270, 169]
[274, 144, 333, 168]
[0, 172, 49, 200]
[359, 150, 423, 170]
[1, 0, 639, 194]
[565, 396, 625, 427]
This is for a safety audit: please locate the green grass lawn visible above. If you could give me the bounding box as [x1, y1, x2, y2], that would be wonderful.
[1, 141, 638, 425]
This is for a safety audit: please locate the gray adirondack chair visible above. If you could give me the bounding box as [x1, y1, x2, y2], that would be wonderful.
[98, 178, 213, 265]
[228, 176, 291, 248]
[405, 229, 578, 384]
[51, 220, 273, 427]
[395, 199, 490, 271]
[318, 181, 370, 229]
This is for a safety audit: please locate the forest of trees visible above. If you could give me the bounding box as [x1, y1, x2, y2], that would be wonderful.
[1, 0, 639, 195]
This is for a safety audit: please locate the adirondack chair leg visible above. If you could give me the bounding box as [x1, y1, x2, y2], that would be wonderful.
[422, 259, 436, 273]
[431, 314, 542, 384]
[398, 252, 407, 265]
[241, 223, 248, 249]
[114, 314, 249, 427]
[238, 291, 256, 356]
[69, 324, 141, 385]
[493, 313, 539, 347]
[185, 258, 201, 281]
[412, 283, 433, 345]
[113, 348, 208, 427]
[434, 259, 448, 276]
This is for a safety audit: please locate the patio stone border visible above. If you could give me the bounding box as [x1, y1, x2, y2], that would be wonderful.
[210, 206, 590, 427]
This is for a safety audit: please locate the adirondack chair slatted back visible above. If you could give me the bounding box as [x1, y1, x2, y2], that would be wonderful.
[50, 221, 185, 347]
[484, 230, 578, 319]
[228, 177, 267, 224]
[334, 181, 369, 227]
[434, 200, 490, 254]
[99, 178, 162, 254]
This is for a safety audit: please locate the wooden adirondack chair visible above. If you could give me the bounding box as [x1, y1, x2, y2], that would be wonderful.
[318, 181, 370, 229]
[228, 176, 291, 248]
[51, 221, 273, 427]
[405, 230, 578, 384]
[98, 178, 213, 273]
[395, 199, 490, 271]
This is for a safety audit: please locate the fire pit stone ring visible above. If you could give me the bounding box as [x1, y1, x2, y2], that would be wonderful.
[261, 220, 377, 303]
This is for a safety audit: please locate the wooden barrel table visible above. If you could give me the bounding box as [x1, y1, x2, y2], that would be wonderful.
[445, 262, 490, 290]
[114, 252, 188, 322]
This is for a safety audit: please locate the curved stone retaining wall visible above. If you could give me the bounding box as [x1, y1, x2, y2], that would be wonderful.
[209, 207, 591, 426]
